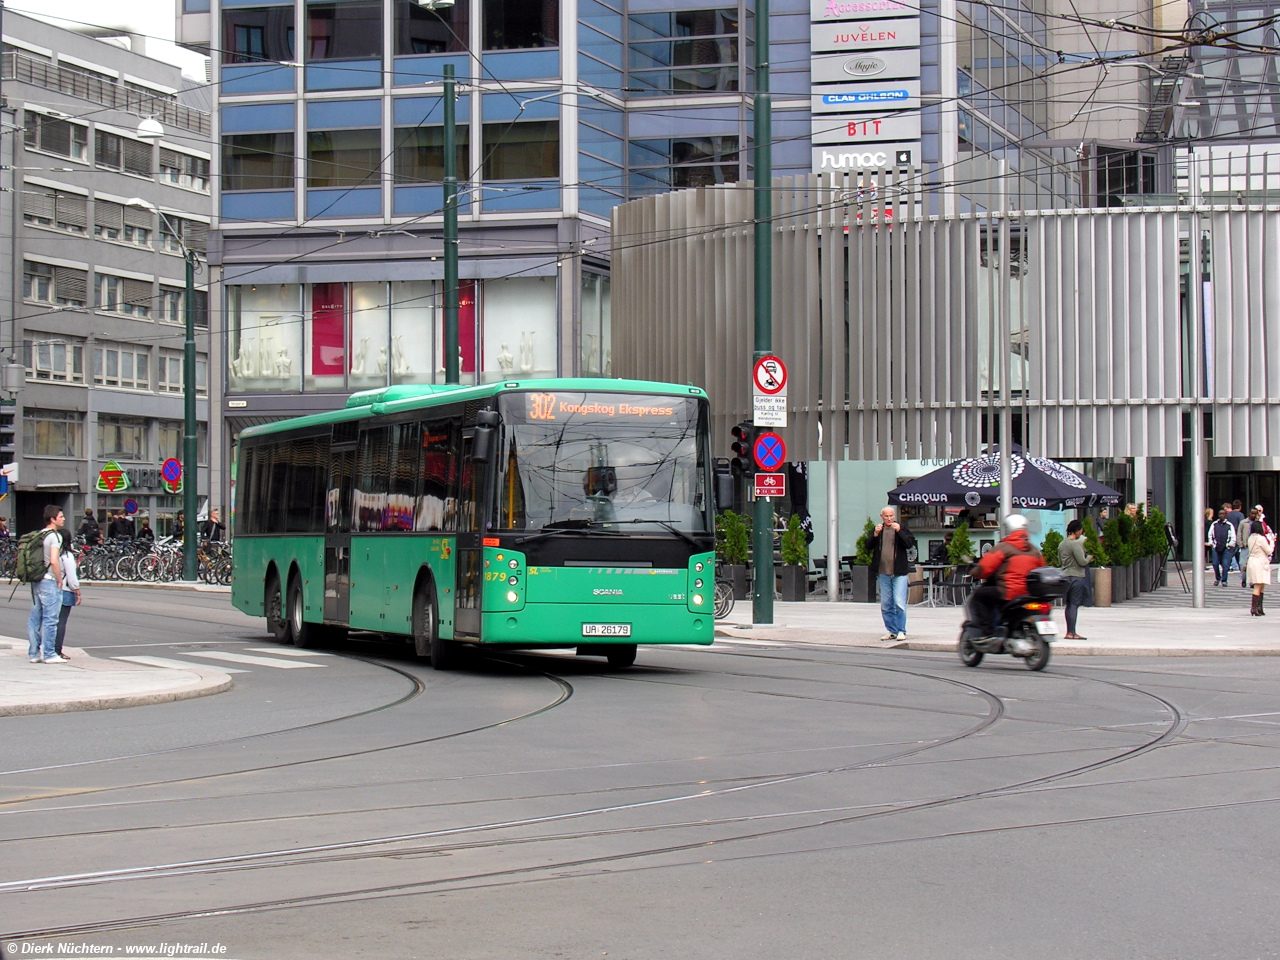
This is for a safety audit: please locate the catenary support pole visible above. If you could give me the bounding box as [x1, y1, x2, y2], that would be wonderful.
[443, 63, 459, 386]
[752, 0, 773, 625]
[182, 249, 198, 581]
[1189, 215, 1205, 610]
[827, 455, 839, 601]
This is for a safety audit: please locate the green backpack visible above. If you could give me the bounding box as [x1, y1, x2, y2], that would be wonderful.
[15, 530, 51, 583]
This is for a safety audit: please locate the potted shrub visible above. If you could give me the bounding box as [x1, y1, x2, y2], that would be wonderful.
[1085, 516, 1111, 607]
[948, 520, 976, 567]
[1103, 517, 1129, 601]
[716, 510, 751, 600]
[846, 517, 877, 603]
[1041, 529, 1064, 567]
[778, 514, 809, 602]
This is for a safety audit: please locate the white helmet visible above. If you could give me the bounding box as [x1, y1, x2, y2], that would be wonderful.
[1001, 514, 1029, 537]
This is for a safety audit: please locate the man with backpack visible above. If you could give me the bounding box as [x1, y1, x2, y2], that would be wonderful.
[77, 508, 101, 546]
[19, 505, 68, 663]
[1206, 508, 1237, 587]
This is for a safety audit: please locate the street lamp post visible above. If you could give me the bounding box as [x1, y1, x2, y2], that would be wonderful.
[127, 196, 199, 582]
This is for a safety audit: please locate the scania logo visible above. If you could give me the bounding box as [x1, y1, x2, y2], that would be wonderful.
[593, 588, 623, 596]
[843, 56, 887, 77]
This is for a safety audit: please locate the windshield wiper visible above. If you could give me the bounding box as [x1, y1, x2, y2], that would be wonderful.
[513, 522, 628, 546]
[594, 518, 706, 548]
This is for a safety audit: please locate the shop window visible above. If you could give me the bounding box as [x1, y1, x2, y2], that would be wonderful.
[390, 280, 436, 385]
[23, 409, 83, 458]
[223, 6, 296, 64]
[580, 273, 611, 376]
[222, 133, 295, 191]
[482, 120, 558, 180]
[480, 276, 556, 381]
[307, 129, 382, 187]
[394, 125, 470, 183]
[349, 281, 390, 391]
[396, 0, 469, 54]
[483, 0, 558, 50]
[306, 281, 349, 391]
[227, 283, 303, 393]
[307, 1, 382, 60]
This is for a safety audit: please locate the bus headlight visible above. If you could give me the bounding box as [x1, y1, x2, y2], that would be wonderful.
[695, 562, 704, 572]
[508, 559, 518, 569]
[694, 579, 703, 588]
[507, 590, 519, 603]
[692, 593, 704, 605]
[508, 576, 518, 585]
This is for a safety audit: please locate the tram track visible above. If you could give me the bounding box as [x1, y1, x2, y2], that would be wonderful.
[0, 648, 1196, 942]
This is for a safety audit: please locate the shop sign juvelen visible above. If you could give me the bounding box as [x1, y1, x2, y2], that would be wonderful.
[811, 19, 921, 53]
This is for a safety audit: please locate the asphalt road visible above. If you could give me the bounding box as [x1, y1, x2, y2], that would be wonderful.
[1, 587, 1279, 959]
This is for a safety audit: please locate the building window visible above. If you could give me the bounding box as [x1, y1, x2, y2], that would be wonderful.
[308, 129, 382, 187]
[396, 0, 468, 54]
[627, 9, 739, 94]
[97, 415, 149, 461]
[23, 336, 86, 384]
[629, 136, 739, 193]
[96, 274, 152, 319]
[483, 0, 558, 50]
[93, 343, 151, 390]
[222, 133, 295, 191]
[158, 420, 207, 463]
[94, 200, 153, 246]
[23, 261, 87, 307]
[159, 149, 211, 191]
[159, 287, 183, 324]
[483, 120, 558, 180]
[160, 217, 209, 255]
[158, 351, 208, 395]
[23, 261, 52, 302]
[23, 409, 84, 458]
[23, 185, 88, 233]
[394, 125, 470, 183]
[95, 131, 153, 177]
[307, 1, 382, 61]
[23, 113, 88, 161]
[223, 6, 296, 64]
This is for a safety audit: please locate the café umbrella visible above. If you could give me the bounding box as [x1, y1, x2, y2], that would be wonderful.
[888, 452, 1124, 511]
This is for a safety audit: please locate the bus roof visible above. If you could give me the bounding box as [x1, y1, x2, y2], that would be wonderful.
[236, 378, 710, 441]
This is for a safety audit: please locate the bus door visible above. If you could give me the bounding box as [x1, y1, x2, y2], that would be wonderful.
[324, 442, 356, 622]
[454, 432, 482, 637]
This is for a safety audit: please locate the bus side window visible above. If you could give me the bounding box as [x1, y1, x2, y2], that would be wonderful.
[418, 419, 451, 532]
[387, 421, 420, 532]
[356, 426, 391, 532]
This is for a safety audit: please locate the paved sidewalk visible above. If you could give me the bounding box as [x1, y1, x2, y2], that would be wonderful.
[0, 636, 233, 717]
[718, 570, 1280, 656]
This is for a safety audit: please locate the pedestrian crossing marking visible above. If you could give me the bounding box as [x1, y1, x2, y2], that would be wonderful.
[245, 647, 334, 657]
[181, 650, 325, 669]
[116, 655, 249, 674]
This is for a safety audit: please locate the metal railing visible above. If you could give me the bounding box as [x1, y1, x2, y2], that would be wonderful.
[2, 52, 210, 137]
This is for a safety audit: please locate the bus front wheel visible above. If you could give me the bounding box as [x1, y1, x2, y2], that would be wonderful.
[413, 581, 456, 669]
[265, 573, 290, 644]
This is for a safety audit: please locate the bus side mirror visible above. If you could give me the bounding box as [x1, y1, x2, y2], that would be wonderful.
[714, 471, 734, 511]
[472, 409, 500, 462]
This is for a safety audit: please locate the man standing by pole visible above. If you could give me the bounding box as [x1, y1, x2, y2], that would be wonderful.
[871, 506, 916, 641]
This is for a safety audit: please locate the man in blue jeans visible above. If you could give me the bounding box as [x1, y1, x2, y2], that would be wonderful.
[871, 505, 917, 641]
[28, 504, 67, 664]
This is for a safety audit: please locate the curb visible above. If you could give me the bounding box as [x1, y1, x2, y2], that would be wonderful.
[0, 668, 233, 717]
[902, 640, 1280, 657]
[76, 580, 230, 594]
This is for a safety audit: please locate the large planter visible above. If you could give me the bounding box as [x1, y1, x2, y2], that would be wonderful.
[1094, 567, 1113, 607]
[778, 565, 807, 602]
[847, 564, 875, 603]
[727, 564, 749, 600]
[1118, 564, 1132, 602]
[1140, 556, 1158, 593]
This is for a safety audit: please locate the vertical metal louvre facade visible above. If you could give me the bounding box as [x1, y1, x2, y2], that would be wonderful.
[612, 174, 1280, 462]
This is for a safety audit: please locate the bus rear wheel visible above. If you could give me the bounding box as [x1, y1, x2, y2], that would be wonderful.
[265, 573, 290, 644]
[605, 644, 637, 669]
[288, 575, 320, 648]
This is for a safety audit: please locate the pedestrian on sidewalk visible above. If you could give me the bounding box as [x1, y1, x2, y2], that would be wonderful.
[77, 508, 101, 546]
[25, 505, 67, 664]
[1207, 509, 1237, 586]
[1239, 508, 1257, 587]
[1059, 519, 1090, 639]
[871, 505, 916, 641]
[54, 529, 81, 659]
[0, 517, 9, 539]
[1247, 520, 1276, 616]
[1227, 500, 1246, 576]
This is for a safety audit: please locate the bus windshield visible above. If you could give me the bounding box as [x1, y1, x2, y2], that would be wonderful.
[494, 391, 712, 535]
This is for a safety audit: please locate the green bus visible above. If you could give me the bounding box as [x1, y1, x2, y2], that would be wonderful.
[232, 378, 717, 669]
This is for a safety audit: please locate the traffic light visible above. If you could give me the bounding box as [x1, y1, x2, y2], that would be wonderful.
[730, 421, 753, 476]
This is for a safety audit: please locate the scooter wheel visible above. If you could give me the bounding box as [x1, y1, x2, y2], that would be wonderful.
[1024, 637, 1051, 671]
[958, 629, 984, 668]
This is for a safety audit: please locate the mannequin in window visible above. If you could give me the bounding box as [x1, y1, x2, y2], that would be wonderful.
[350, 337, 368, 375]
[496, 342, 515, 377]
[519, 331, 535, 374]
[275, 347, 292, 377]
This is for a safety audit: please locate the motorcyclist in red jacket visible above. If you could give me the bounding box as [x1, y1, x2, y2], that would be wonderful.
[968, 515, 1045, 636]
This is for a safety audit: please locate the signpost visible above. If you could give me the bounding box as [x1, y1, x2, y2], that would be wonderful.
[124, 499, 138, 516]
[753, 355, 789, 428]
[753, 431, 787, 472]
[162, 457, 183, 495]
